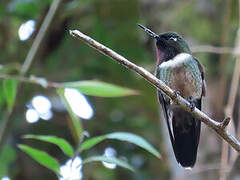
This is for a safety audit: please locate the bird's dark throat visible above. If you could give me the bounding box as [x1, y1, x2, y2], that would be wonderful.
[156, 38, 180, 65]
[156, 46, 179, 65]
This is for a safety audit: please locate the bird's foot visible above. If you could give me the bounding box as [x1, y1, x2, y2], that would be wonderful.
[173, 90, 180, 98]
[188, 97, 195, 111]
[189, 102, 195, 111]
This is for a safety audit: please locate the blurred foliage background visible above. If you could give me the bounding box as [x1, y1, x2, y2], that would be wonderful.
[0, 0, 240, 180]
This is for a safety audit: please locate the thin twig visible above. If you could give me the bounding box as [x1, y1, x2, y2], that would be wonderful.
[69, 29, 240, 152]
[238, 106, 240, 142]
[191, 45, 239, 55]
[0, 74, 60, 88]
[219, 1, 232, 179]
[20, 0, 61, 75]
[224, 31, 240, 170]
[218, 0, 232, 113]
[220, 1, 240, 179]
[0, 0, 61, 152]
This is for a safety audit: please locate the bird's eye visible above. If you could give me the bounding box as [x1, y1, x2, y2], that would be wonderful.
[169, 37, 177, 41]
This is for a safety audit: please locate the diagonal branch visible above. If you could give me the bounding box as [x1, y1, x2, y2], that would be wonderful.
[20, 0, 61, 76]
[69, 29, 240, 153]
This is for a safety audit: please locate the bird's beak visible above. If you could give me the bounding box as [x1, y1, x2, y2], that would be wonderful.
[138, 24, 159, 39]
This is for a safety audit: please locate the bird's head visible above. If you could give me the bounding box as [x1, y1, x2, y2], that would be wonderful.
[138, 24, 191, 65]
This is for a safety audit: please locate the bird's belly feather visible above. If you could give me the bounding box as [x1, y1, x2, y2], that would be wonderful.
[158, 54, 202, 99]
[168, 68, 199, 98]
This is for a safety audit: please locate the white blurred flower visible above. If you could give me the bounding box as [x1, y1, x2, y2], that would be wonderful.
[59, 156, 83, 180]
[39, 110, 53, 121]
[26, 108, 39, 123]
[1, 177, 10, 180]
[18, 20, 35, 41]
[64, 88, 94, 120]
[26, 95, 53, 123]
[32, 95, 52, 114]
[102, 147, 117, 169]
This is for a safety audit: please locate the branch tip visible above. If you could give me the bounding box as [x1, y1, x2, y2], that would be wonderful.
[69, 30, 76, 37]
[219, 117, 231, 129]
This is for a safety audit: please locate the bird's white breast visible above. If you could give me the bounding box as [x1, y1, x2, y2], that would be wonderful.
[160, 53, 192, 68]
[158, 53, 202, 99]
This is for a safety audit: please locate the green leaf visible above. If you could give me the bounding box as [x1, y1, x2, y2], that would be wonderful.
[83, 155, 135, 172]
[61, 80, 138, 97]
[3, 79, 18, 111]
[18, 145, 60, 174]
[0, 83, 5, 109]
[80, 132, 161, 159]
[57, 89, 83, 140]
[23, 135, 74, 157]
[106, 132, 161, 158]
[80, 136, 105, 152]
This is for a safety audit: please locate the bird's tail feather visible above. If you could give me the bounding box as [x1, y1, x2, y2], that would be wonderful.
[172, 111, 201, 168]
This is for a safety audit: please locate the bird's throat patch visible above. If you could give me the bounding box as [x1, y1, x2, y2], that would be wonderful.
[156, 48, 164, 65]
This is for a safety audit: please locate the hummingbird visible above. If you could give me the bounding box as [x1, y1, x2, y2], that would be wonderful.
[138, 24, 206, 168]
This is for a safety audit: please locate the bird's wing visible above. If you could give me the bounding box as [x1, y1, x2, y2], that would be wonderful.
[156, 58, 202, 167]
[156, 67, 179, 161]
[193, 57, 206, 96]
[157, 90, 179, 158]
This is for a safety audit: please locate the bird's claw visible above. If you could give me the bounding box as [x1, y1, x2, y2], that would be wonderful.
[189, 102, 195, 111]
[173, 90, 180, 98]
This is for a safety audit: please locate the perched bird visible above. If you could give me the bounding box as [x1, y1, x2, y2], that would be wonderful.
[138, 24, 206, 168]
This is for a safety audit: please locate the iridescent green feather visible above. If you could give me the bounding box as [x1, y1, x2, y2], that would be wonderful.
[156, 53, 202, 99]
